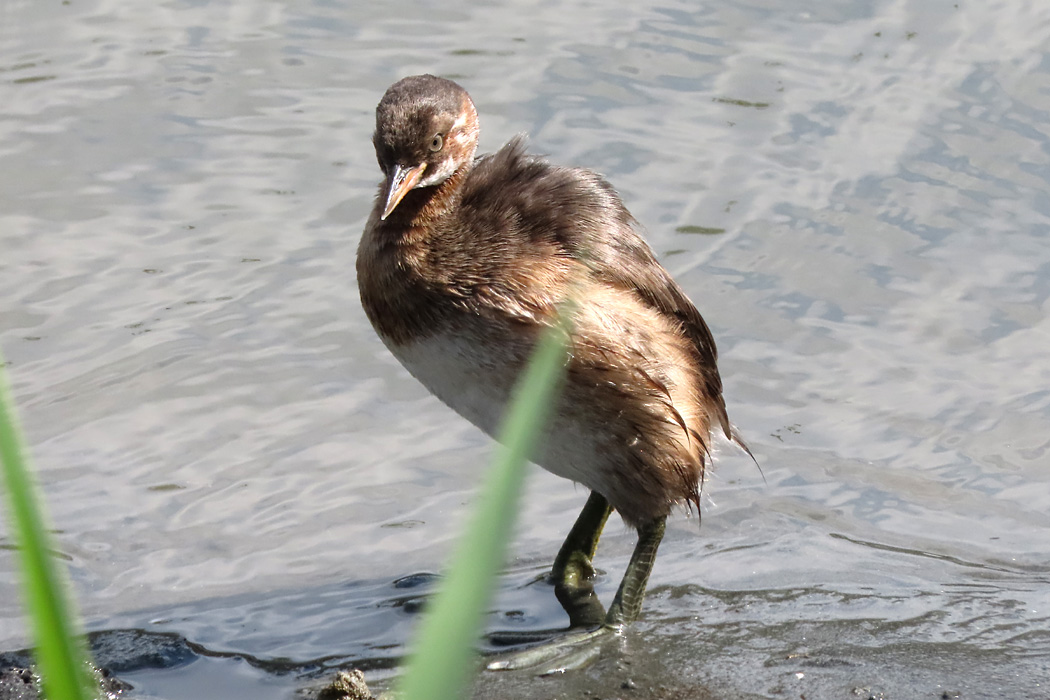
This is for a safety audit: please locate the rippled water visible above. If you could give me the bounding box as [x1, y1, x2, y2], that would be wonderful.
[2, 0, 1049, 697]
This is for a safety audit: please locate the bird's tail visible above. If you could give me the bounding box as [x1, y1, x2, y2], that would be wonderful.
[729, 425, 765, 484]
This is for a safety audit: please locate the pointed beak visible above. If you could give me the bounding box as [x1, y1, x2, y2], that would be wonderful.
[381, 162, 427, 220]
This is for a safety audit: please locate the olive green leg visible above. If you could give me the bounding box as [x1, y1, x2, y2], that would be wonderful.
[604, 515, 666, 628]
[550, 490, 613, 627]
[551, 490, 612, 588]
[488, 508, 667, 673]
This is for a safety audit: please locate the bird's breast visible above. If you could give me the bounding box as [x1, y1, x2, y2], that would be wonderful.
[383, 319, 536, 439]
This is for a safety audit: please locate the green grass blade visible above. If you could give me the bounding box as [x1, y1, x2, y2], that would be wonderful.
[397, 310, 572, 700]
[0, 352, 95, 700]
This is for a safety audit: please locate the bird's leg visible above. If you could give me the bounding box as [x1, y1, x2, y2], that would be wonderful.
[604, 515, 666, 628]
[550, 490, 612, 627]
[488, 490, 612, 649]
[487, 502, 667, 674]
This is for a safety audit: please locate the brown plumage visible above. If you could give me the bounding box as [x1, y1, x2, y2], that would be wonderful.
[357, 74, 750, 630]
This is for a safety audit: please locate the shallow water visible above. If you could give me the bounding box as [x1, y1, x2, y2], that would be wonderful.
[2, 0, 1049, 698]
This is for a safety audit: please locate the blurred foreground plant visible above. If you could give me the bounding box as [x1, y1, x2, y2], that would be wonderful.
[0, 352, 94, 700]
[397, 308, 573, 700]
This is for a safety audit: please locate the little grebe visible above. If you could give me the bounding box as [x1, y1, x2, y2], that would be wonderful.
[357, 74, 750, 636]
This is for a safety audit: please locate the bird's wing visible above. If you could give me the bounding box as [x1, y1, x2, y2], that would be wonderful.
[585, 214, 733, 440]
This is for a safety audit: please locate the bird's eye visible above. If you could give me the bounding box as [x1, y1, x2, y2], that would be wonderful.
[430, 134, 443, 152]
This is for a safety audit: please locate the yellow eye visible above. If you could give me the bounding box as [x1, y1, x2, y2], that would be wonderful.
[430, 134, 443, 152]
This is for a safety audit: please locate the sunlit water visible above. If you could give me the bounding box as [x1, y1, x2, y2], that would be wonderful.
[2, 0, 1049, 697]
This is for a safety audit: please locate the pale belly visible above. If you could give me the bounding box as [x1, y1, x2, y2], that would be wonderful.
[384, 329, 611, 490]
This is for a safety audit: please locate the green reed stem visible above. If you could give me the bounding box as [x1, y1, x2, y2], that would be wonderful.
[0, 352, 94, 700]
[397, 307, 573, 700]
